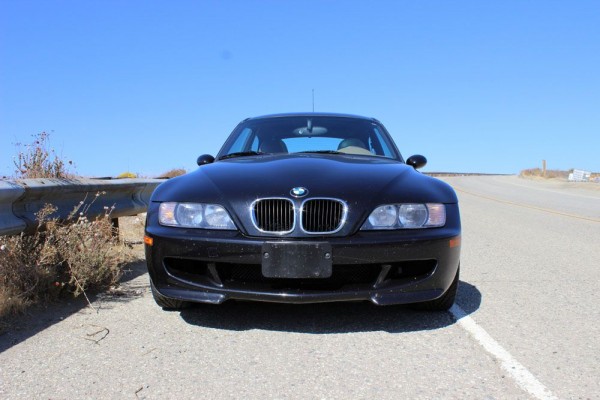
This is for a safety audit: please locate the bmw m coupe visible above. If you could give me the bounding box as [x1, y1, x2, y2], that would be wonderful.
[144, 113, 461, 311]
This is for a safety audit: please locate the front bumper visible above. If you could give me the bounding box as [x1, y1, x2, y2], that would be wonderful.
[145, 225, 461, 306]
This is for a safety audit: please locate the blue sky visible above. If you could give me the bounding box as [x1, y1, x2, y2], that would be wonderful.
[1, 0, 599, 177]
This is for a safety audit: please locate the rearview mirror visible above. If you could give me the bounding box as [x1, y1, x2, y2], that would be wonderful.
[406, 154, 427, 170]
[197, 154, 215, 166]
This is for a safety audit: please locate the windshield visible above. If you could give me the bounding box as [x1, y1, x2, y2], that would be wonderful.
[217, 116, 402, 160]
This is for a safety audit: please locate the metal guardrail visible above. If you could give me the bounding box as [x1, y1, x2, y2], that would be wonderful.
[0, 178, 163, 236]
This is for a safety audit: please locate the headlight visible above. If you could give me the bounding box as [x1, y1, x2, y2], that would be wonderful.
[367, 205, 398, 227]
[158, 202, 236, 230]
[361, 203, 446, 230]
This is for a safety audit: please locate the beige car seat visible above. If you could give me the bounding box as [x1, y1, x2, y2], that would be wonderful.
[337, 138, 373, 155]
[260, 139, 288, 154]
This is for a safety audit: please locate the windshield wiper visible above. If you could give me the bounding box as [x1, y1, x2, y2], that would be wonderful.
[295, 150, 343, 155]
[219, 151, 265, 160]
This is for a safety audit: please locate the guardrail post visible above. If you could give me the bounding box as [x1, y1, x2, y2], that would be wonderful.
[111, 217, 120, 238]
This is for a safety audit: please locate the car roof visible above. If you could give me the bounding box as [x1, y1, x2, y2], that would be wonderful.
[244, 112, 381, 123]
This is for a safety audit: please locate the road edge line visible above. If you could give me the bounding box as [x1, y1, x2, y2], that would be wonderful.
[450, 304, 558, 400]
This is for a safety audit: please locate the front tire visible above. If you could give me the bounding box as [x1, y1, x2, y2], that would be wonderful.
[412, 265, 459, 311]
[150, 279, 189, 310]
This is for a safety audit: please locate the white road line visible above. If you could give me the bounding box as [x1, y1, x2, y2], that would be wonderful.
[450, 305, 558, 400]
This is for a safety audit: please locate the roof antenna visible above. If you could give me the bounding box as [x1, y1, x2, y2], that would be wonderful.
[312, 89, 315, 112]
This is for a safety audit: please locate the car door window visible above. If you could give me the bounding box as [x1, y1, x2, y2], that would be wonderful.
[228, 127, 256, 153]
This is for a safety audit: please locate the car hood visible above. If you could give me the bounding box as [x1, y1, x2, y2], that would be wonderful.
[151, 154, 458, 205]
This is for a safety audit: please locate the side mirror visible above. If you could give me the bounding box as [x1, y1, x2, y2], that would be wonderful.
[197, 154, 215, 166]
[406, 154, 427, 170]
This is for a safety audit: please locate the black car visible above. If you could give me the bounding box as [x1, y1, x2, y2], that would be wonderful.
[144, 113, 461, 311]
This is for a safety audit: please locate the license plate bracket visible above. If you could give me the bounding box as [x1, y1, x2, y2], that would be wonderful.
[261, 242, 332, 279]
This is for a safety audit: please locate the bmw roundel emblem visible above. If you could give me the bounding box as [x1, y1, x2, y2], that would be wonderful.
[291, 187, 308, 198]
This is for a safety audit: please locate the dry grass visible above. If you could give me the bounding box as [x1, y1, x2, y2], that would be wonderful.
[519, 168, 570, 179]
[1, 132, 141, 328]
[13, 131, 75, 179]
[156, 168, 186, 179]
[520, 168, 600, 181]
[0, 202, 134, 321]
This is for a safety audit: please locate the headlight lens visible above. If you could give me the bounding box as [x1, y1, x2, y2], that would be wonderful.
[398, 204, 428, 227]
[159, 202, 236, 230]
[368, 204, 398, 227]
[362, 203, 446, 230]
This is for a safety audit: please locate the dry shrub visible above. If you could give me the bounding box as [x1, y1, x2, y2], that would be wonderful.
[13, 131, 74, 179]
[117, 171, 137, 179]
[0, 234, 50, 315]
[55, 205, 125, 297]
[0, 201, 128, 319]
[157, 168, 186, 179]
[1, 131, 133, 324]
[519, 168, 570, 179]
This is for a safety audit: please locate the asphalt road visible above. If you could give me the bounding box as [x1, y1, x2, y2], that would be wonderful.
[1, 175, 599, 399]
